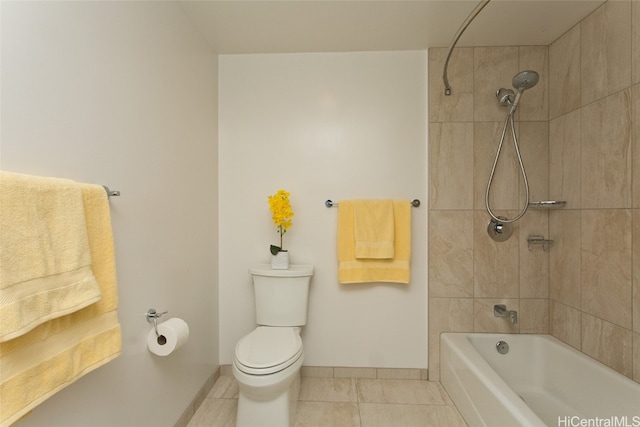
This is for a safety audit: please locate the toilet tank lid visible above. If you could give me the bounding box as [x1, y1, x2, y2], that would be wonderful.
[249, 264, 314, 277]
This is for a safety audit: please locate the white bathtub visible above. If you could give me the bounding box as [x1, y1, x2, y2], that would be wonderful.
[440, 333, 640, 427]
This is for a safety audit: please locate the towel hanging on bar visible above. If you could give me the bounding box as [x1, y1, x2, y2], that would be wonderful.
[336, 199, 412, 284]
[0, 171, 103, 342]
[353, 200, 395, 259]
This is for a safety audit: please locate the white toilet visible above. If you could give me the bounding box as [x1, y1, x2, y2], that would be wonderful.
[232, 264, 314, 427]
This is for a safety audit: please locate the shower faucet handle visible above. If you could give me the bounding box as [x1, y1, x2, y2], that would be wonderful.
[494, 304, 518, 325]
[487, 217, 513, 242]
[494, 305, 507, 317]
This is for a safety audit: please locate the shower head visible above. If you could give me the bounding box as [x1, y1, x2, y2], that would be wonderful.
[508, 70, 539, 114]
[512, 70, 539, 91]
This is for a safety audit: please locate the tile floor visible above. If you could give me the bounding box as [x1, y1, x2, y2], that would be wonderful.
[187, 375, 468, 427]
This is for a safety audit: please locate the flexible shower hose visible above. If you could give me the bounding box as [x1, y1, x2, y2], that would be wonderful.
[485, 110, 529, 224]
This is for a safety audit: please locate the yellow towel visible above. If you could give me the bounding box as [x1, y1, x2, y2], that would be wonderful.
[353, 200, 395, 259]
[338, 200, 411, 284]
[0, 182, 121, 427]
[0, 172, 102, 342]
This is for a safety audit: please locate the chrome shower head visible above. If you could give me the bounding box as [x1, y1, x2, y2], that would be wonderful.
[508, 70, 539, 114]
[512, 70, 539, 91]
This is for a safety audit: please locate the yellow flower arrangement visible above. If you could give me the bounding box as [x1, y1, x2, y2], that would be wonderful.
[268, 189, 294, 255]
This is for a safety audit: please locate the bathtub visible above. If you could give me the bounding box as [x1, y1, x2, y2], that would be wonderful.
[440, 333, 640, 427]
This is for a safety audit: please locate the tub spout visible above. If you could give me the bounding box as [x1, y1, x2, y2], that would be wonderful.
[494, 304, 518, 324]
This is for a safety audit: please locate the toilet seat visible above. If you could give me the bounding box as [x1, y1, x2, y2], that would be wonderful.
[234, 326, 303, 375]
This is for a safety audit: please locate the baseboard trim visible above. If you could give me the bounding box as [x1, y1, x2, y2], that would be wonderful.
[174, 367, 220, 427]
[219, 364, 427, 380]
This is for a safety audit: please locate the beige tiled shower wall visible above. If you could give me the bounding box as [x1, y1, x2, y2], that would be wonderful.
[428, 44, 550, 381]
[428, 0, 640, 384]
[548, 0, 639, 383]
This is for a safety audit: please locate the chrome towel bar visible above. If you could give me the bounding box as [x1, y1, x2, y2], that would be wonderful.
[102, 186, 120, 198]
[325, 199, 420, 208]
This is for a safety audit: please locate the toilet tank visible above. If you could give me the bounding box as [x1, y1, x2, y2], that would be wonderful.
[249, 264, 314, 327]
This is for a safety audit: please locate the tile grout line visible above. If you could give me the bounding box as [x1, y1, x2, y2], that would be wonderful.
[194, 374, 467, 426]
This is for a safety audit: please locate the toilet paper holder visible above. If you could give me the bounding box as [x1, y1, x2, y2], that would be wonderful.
[146, 308, 168, 337]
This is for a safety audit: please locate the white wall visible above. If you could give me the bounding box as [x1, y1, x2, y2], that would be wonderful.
[219, 51, 428, 368]
[1, 2, 218, 425]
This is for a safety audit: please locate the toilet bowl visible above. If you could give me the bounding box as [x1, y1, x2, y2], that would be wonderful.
[232, 327, 304, 427]
[233, 264, 313, 427]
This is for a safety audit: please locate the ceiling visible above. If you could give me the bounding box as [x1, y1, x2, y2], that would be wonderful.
[181, 0, 605, 54]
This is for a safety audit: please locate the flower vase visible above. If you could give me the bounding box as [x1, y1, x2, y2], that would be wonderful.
[271, 250, 289, 270]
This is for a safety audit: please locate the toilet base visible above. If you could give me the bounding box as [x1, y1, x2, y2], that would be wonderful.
[232, 354, 303, 427]
[236, 373, 299, 427]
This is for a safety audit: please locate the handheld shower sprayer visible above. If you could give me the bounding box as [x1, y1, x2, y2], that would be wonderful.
[508, 70, 539, 114]
[486, 70, 540, 241]
[495, 70, 539, 115]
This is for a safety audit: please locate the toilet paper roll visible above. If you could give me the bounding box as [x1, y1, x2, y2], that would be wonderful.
[147, 317, 189, 356]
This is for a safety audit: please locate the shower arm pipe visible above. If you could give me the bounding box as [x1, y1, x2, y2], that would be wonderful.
[442, 0, 491, 96]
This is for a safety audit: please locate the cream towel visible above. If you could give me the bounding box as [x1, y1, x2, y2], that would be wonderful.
[0, 182, 121, 427]
[353, 200, 394, 259]
[338, 200, 411, 284]
[0, 172, 102, 342]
